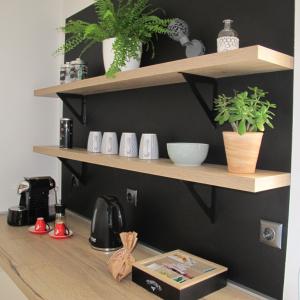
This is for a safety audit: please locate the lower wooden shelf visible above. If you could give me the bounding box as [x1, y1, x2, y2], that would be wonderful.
[33, 146, 290, 193]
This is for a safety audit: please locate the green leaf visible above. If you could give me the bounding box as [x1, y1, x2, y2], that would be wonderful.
[238, 119, 246, 135]
[55, 0, 173, 77]
[256, 119, 265, 131]
[265, 119, 274, 128]
[223, 111, 230, 122]
[229, 115, 241, 123]
[213, 86, 276, 132]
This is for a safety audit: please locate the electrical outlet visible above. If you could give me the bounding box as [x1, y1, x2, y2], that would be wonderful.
[126, 188, 138, 207]
[260, 219, 283, 249]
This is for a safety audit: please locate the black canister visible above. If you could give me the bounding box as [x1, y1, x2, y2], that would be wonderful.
[60, 118, 73, 148]
[7, 206, 28, 226]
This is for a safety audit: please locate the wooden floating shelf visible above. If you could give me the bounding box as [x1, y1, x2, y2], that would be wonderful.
[33, 146, 291, 193]
[34, 45, 293, 97]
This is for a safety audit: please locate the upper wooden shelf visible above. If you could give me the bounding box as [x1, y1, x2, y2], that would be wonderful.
[33, 146, 291, 193]
[34, 45, 293, 98]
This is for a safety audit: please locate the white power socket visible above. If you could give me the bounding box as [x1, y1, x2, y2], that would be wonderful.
[126, 188, 138, 207]
[260, 219, 283, 249]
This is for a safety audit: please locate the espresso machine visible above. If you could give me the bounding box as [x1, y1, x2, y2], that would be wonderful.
[7, 176, 56, 226]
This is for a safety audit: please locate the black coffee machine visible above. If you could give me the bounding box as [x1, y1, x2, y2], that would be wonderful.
[89, 196, 125, 252]
[7, 176, 56, 226]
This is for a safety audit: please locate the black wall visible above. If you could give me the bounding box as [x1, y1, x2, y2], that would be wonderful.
[63, 1, 294, 298]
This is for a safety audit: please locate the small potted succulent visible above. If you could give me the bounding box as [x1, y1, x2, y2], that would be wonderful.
[55, 0, 172, 77]
[214, 87, 277, 174]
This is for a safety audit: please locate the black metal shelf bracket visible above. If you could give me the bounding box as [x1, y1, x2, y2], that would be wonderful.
[181, 73, 218, 128]
[58, 157, 85, 185]
[183, 181, 216, 223]
[57, 93, 87, 125]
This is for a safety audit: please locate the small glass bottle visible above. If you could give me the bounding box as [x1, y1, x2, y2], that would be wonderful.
[70, 60, 77, 82]
[59, 64, 66, 85]
[55, 203, 66, 225]
[48, 188, 57, 220]
[83, 64, 88, 79]
[65, 62, 71, 83]
[75, 58, 82, 80]
[73, 58, 88, 80]
[217, 19, 239, 53]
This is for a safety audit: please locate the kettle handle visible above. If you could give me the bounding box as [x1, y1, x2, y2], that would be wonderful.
[113, 201, 124, 232]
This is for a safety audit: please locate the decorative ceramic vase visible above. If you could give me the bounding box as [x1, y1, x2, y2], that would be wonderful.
[222, 132, 263, 174]
[217, 19, 239, 53]
[102, 37, 142, 73]
[168, 18, 190, 46]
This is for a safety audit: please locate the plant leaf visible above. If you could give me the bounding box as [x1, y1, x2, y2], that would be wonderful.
[238, 119, 246, 135]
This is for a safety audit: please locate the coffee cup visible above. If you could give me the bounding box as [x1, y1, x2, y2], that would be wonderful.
[54, 222, 70, 237]
[119, 132, 138, 157]
[87, 131, 102, 153]
[101, 132, 118, 154]
[34, 217, 50, 232]
[139, 134, 159, 160]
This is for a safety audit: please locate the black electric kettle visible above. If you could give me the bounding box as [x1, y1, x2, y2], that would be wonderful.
[89, 195, 125, 251]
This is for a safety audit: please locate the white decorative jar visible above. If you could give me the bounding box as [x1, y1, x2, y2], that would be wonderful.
[102, 37, 142, 72]
[217, 19, 239, 53]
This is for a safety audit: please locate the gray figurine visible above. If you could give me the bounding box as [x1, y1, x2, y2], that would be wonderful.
[168, 18, 206, 57]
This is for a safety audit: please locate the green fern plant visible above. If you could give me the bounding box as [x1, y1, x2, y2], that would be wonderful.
[55, 0, 172, 77]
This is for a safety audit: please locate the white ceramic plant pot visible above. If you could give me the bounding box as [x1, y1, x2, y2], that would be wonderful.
[102, 37, 142, 72]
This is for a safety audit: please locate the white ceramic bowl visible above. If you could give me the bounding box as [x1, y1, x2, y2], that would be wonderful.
[167, 143, 209, 167]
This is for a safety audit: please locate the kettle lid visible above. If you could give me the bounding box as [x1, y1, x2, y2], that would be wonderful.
[97, 195, 119, 205]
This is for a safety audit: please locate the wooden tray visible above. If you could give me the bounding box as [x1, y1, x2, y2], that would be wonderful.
[132, 250, 228, 300]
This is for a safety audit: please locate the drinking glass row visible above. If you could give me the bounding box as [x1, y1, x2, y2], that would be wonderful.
[87, 131, 159, 160]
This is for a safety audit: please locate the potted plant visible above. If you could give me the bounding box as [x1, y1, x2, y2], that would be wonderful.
[55, 0, 172, 77]
[214, 87, 277, 174]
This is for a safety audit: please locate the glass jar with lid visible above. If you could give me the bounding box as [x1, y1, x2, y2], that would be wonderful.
[217, 19, 239, 53]
[71, 58, 88, 81]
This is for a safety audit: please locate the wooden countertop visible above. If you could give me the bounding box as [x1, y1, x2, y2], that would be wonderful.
[0, 212, 261, 300]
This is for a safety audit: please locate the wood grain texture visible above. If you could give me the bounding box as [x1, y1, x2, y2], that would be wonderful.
[34, 46, 293, 98]
[0, 213, 263, 300]
[33, 146, 291, 193]
[223, 132, 263, 174]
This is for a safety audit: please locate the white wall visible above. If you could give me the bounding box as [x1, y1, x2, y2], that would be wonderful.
[0, 0, 93, 212]
[283, 0, 300, 299]
[63, 0, 94, 19]
[53, 1, 95, 200]
[0, 0, 62, 211]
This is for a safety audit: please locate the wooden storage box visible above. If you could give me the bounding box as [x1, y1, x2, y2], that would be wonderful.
[132, 250, 228, 300]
